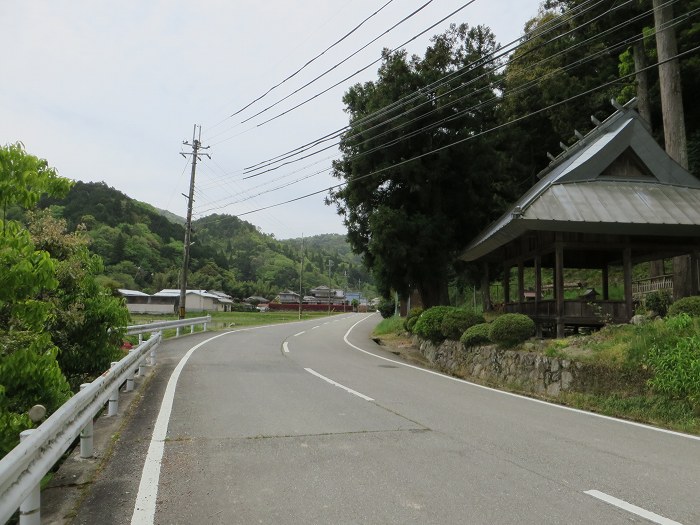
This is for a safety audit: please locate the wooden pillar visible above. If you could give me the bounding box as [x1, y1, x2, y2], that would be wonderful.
[691, 250, 700, 295]
[518, 261, 525, 309]
[602, 265, 609, 300]
[623, 245, 633, 321]
[480, 261, 492, 311]
[534, 254, 542, 337]
[503, 264, 510, 305]
[555, 238, 565, 338]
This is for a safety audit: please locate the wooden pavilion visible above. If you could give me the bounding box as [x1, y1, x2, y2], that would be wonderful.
[460, 100, 700, 337]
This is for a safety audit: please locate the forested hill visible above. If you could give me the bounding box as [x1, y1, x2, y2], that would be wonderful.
[38, 181, 373, 299]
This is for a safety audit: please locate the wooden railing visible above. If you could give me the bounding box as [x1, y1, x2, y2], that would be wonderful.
[631, 275, 673, 298]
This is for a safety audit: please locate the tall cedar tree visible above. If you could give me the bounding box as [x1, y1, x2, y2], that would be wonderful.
[329, 24, 515, 307]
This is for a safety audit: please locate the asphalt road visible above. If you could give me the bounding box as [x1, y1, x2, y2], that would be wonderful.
[72, 313, 699, 525]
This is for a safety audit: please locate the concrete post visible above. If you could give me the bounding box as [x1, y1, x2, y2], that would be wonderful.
[126, 350, 136, 392]
[79, 384, 94, 458]
[108, 362, 119, 417]
[19, 430, 40, 525]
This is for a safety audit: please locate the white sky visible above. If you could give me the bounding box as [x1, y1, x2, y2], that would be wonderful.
[2, 1, 542, 239]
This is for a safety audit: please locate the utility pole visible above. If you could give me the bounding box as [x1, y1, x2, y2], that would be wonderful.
[178, 124, 210, 319]
[298, 234, 304, 320]
[327, 259, 333, 316]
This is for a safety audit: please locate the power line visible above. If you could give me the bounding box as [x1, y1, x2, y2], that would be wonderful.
[228, 44, 700, 219]
[230, 0, 397, 118]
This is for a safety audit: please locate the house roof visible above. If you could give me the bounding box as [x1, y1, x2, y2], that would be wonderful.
[155, 289, 220, 300]
[461, 100, 700, 262]
[118, 289, 150, 297]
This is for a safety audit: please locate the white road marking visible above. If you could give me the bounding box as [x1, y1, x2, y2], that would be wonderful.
[131, 331, 234, 525]
[293, 331, 305, 337]
[312, 326, 319, 330]
[343, 314, 700, 442]
[283, 342, 290, 353]
[584, 490, 683, 525]
[305, 368, 374, 401]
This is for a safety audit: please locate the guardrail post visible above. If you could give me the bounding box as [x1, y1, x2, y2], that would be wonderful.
[149, 345, 157, 367]
[176, 326, 181, 337]
[190, 324, 195, 334]
[138, 333, 143, 344]
[126, 350, 136, 391]
[79, 384, 94, 458]
[108, 362, 119, 417]
[19, 429, 40, 525]
[203, 320, 208, 331]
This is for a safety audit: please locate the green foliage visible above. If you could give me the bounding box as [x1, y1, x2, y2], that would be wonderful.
[645, 289, 672, 317]
[403, 307, 424, 332]
[668, 296, 700, 318]
[377, 298, 395, 319]
[460, 323, 492, 348]
[489, 313, 535, 348]
[329, 24, 511, 307]
[645, 315, 700, 407]
[440, 309, 485, 341]
[413, 306, 453, 343]
[373, 315, 405, 336]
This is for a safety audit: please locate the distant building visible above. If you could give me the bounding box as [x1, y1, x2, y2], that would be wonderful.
[154, 289, 232, 313]
[118, 289, 176, 315]
[310, 285, 346, 305]
[276, 290, 301, 304]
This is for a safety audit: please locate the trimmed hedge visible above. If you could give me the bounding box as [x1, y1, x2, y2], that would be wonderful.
[668, 295, 700, 318]
[460, 323, 491, 348]
[440, 310, 485, 340]
[413, 306, 453, 342]
[489, 313, 535, 347]
[404, 307, 424, 333]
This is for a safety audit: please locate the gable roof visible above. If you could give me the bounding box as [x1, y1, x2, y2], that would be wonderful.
[461, 100, 700, 262]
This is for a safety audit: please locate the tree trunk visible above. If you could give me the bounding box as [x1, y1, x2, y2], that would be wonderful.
[418, 275, 450, 309]
[654, 0, 691, 298]
[633, 41, 652, 128]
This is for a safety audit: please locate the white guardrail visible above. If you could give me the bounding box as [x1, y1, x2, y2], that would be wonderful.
[0, 315, 210, 525]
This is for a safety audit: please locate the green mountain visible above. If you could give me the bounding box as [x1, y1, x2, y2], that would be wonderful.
[39, 181, 375, 300]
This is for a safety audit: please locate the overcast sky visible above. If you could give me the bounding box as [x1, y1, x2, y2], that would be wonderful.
[2, 1, 542, 239]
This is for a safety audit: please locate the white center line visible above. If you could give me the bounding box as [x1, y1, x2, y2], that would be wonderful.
[283, 342, 290, 353]
[584, 490, 683, 525]
[304, 368, 374, 401]
[311, 326, 319, 330]
[293, 331, 305, 337]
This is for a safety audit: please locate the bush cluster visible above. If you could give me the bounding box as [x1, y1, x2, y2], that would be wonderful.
[404, 307, 424, 332]
[412, 306, 453, 342]
[460, 323, 491, 348]
[489, 313, 535, 347]
[377, 298, 396, 319]
[668, 295, 700, 318]
[440, 310, 485, 340]
[645, 289, 672, 317]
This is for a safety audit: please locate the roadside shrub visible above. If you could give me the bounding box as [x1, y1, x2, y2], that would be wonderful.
[440, 310, 485, 340]
[668, 296, 700, 318]
[489, 313, 535, 347]
[645, 289, 672, 317]
[460, 323, 491, 348]
[413, 306, 453, 343]
[646, 315, 700, 407]
[403, 307, 424, 332]
[377, 299, 396, 319]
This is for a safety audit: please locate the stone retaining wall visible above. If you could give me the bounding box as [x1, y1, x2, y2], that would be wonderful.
[415, 337, 648, 396]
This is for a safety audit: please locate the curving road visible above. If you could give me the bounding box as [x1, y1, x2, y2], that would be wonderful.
[72, 313, 699, 524]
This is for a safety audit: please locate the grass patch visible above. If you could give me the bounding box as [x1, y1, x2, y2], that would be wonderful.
[128, 310, 336, 340]
[557, 392, 700, 434]
[373, 315, 404, 336]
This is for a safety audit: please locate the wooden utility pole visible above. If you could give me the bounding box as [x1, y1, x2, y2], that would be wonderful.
[298, 235, 304, 320]
[653, 0, 692, 298]
[179, 125, 210, 319]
